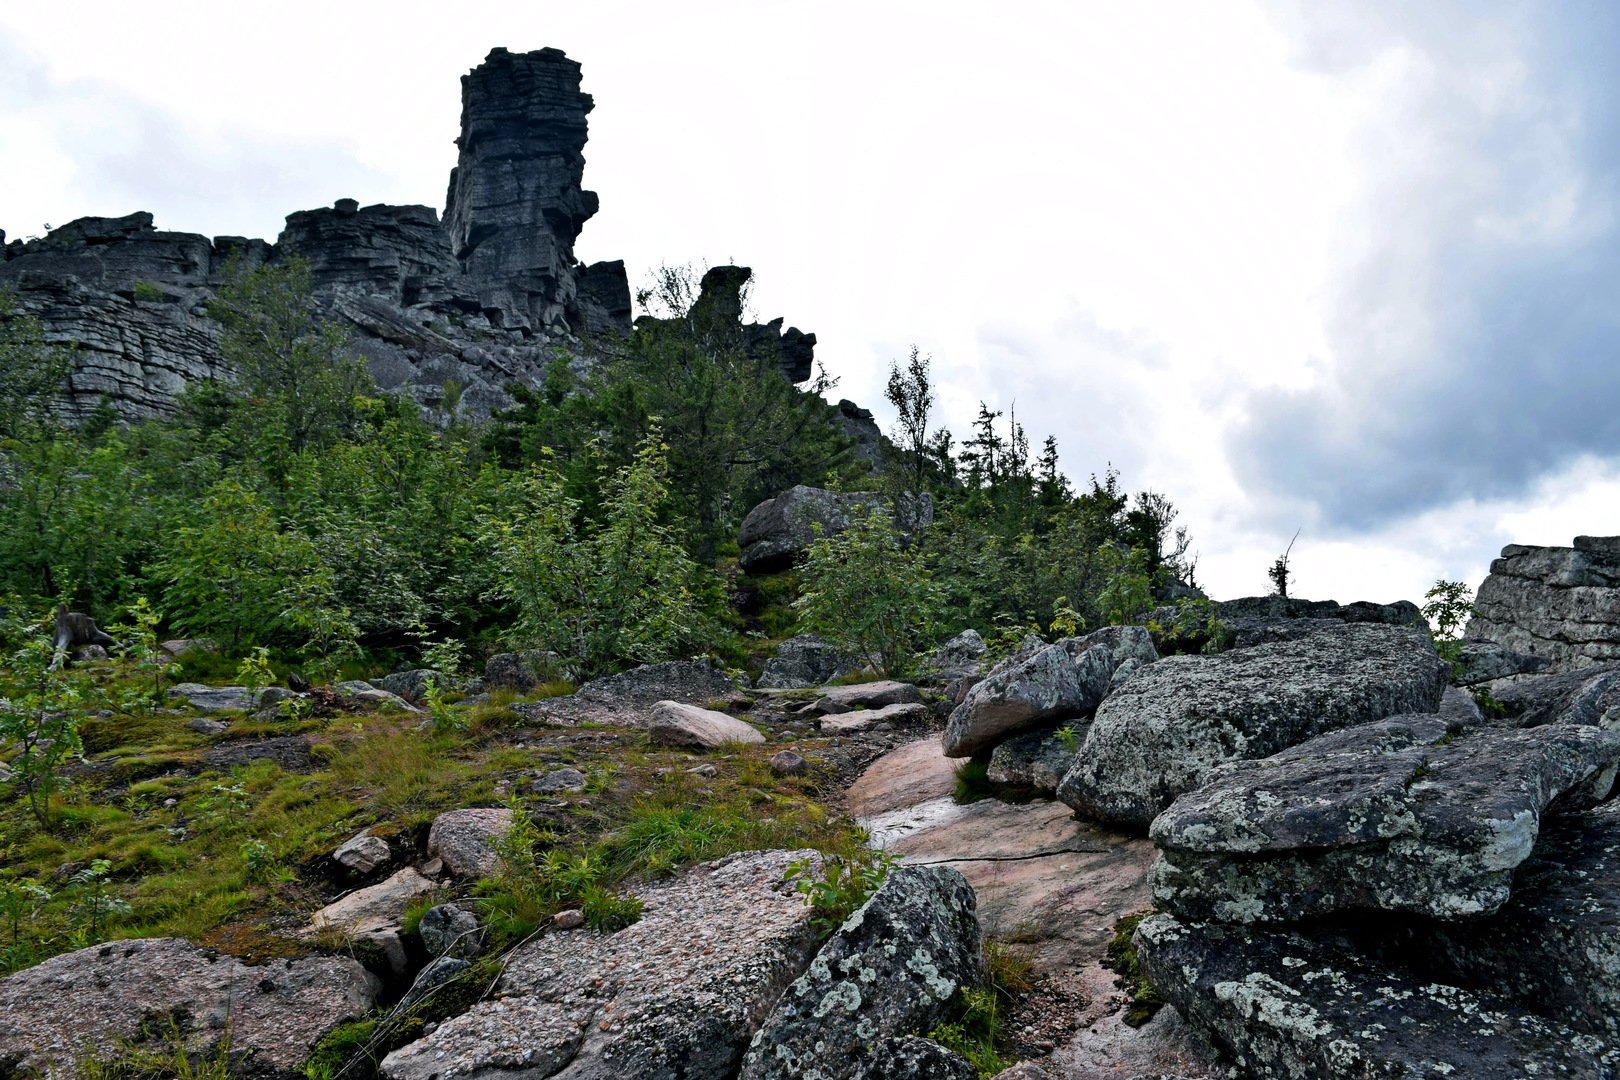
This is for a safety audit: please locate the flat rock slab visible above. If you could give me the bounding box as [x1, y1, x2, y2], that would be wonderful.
[428, 807, 514, 880]
[647, 700, 765, 748]
[819, 701, 930, 733]
[848, 739, 1221, 1079]
[1059, 623, 1449, 828]
[381, 849, 823, 1080]
[944, 627, 1158, 758]
[0, 937, 377, 1077]
[1150, 717, 1620, 922]
[308, 867, 437, 936]
[167, 683, 260, 711]
[814, 679, 924, 712]
[1135, 914, 1620, 1079]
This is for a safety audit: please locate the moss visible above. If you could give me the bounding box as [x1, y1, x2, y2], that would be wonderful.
[1104, 911, 1164, 1027]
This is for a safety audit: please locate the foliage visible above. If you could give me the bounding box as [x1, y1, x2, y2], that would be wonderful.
[481, 434, 718, 678]
[1423, 579, 1476, 680]
[952, 758, 994, 804]
[1054, 724, 1082, 754]
[1104, 911, 1165, 1027]
[793, 506, 945, 676]
[1269, 531, 1299, 599]
[782, 849, 896, 937]
[1094, 545, 1154, 627]
[0, 608, 100, 826]
[131, 281, 167, 303]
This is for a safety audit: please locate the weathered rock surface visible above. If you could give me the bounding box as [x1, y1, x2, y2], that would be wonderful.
[758, 633, 854, 689]
[850, 1036, 977, 1080]
[1468, 536, 1620, 670]
[332, 830, 392, 875]
[374, 668, 454, 700]
[818, 701, 930, 734]
[635, 264, 818, 383]
[166, 682, 261, 711]
[1211, 596, 1424, 650]
[0, 937, 377, 1078]
[419, 902, 485, 960]
[575, 659, 742, 709]
[1150, 717, 1620, 922]
[923, 628, 991, 683]
[814, 679, 924, 713]
[380, 850, 823, 1080]
[427, 807, 514, 879]
[737, 485, 933, 573]
[1135, 914, 1620, 1078]
[647, 700, 764, 748]
[738, 864, 983, 1080]
[309, 867, 437, 937]
[484, 648, 562, 690]
[944, 627, 1157, 758]
[1059, 623, 1449, 828]
[987, 723, 1081, 792]
[1485, 663, 1620, 729]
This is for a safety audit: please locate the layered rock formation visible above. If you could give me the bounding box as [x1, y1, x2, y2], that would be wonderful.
[1468, 535, 1620, 670]
[1, 47, 815, 423]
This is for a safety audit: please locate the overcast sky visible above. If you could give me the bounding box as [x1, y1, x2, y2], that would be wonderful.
[4, 1, 1619, 607]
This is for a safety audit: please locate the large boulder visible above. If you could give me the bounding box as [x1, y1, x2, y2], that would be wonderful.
[427, 807, 514, 880]
[1149, 717, 1620, 922]
[986, 723, 1081, 793]
[0, 938, 377, 1078]
[647, 700, 765, 749]
[1468, 536, 1620, 670]
[738, 865, 983, 1080]
[1416, 799, 1620, 1043]
[813, 679, 924, 713]
[1058, 623, 1449, 828]
[737, 485, 932, 574]
[574, 659, 742, 709]
[1212, 596, 1422, 650]
[484, 649, 563, 691]
[943, 627, 1158, 758]
[380, 850, 824, 1080]
[1134, 915, 1620, 1079]
[1483, 663, 1620, 729]
[757, 634, 855, 689]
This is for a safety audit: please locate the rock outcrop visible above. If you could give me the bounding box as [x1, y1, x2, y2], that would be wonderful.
[1468, 535, 1620, 670]
[0, 937, 377, 1078]
[738, 486, 933, 574]
[2, 48, 818, 425]
[1148, 717, 1620, 922]
[380, 850, 824, 1080]
[1058, 623, 1448, 828]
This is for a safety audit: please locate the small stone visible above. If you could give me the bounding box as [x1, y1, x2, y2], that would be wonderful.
[552, 909, 586, 930]
[532, 767, 587, 794]
[686, 763, 719, 778]
[770, 750, 809, 777]
[419, 904, 484, 959]
[187, 717, 229, 735]
[333, 832, 392, 876]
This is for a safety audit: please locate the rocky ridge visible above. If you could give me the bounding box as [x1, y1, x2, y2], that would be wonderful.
[1, 48, 816, 422]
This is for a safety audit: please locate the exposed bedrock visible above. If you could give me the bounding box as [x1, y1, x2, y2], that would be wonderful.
[1467, 535, 1620, 671]
[1057, 623, 1449, 829]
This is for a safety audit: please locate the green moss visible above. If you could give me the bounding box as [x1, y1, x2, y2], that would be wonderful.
[1104, 911, 1164, 1027]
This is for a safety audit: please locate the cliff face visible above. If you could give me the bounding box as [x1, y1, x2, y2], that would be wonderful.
[1467, 535, 1620, 670]
[0, 47, 807, 422]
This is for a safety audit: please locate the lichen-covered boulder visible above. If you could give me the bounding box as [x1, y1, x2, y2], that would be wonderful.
[738, 865, 983, 1080]
[1467, 536, 1620, 670]
[381, 850, 823, 1080]
[1059, 623, 1448, 828]
[1134, 915, 1620, 1079]
[813, 679, 924, 713]
[1485, 664, 1620, 729]
[1416, 799, 1620, 1043]
[375, 668, 455, 700]
[739, 486, 931, 573]
[758, 634, 856, 689]
[0, 938, 377, 1078]
[1150, 717, 1620, 922]
[484, 649, 563, 691]
[943, 627, 1158, 758]
[849, 1036, 977, 1080]
[574, 659, 742, 708]
[427, 807, 514, 879]
[986, 723, 1081, 793]
[648, 700, 765, 748]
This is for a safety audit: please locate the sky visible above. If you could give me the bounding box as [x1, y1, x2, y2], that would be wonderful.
[4, 1, 1620, 607]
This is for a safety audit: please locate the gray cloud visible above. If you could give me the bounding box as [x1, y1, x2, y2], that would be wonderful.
[1231, 1, 1620, 531]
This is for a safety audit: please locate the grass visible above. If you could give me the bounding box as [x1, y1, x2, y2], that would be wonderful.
[1104, 911, 1164, 1027]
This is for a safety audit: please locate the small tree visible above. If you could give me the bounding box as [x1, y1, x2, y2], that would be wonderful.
[1268, 531, 1299, 599]
[793, 506, 945, 676]
[0, 609, 99, 827]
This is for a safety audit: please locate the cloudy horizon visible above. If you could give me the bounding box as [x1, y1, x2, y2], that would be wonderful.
[5, 0, 1618, 608]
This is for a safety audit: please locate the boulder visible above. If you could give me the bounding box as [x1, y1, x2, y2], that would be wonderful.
[418, 903, 484, 960]
[922, 628, 991, 682]
[427, 808, 514, 879]
[0, 937, 377, 1077]
[1150, 718, 1620, 922]
[1455, 640, 1553, 685]
[986, 723, 1082, 792]
[308, 867, 437, 937]
[1134, 914, 1620, 1079]
[818, 702, 930, 734]
[532, 766, 588, 793]
[381, 850, 824, 1080]
[770, 749, 809, 776]
[738, 485, 933, 573]
[166, 683, 261, 712]
[332, 830, 391, 875]
[647, 701, 764, 749]
[1468, 536, 1620, 670]
[758, 634, 855, 689]
[574, 659, 742, 709]
[738, 865, 983, 1080]
[814, 679, 924, 713]
[943, 627, 1158, 758]
[1484, 663, 1620, 729]
[850, 1036, 977, 1080]
[1212, 596, 1423, 651]
[1058, 623, 1449, 828]
[484, 649, 562, 691]
[375, 668, 454, 700]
